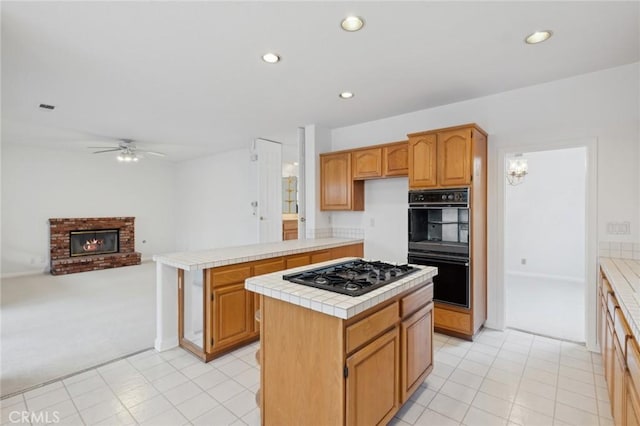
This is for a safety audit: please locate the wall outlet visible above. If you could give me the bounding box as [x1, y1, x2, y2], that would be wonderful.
[607, 221, 631, 235]
[521, 258, 527, 265]
[369, 217, 375, 227]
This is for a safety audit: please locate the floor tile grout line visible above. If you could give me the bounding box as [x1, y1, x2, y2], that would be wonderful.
[93, 361, 146, 425]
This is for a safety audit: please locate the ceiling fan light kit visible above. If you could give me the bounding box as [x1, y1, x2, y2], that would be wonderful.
[89, 138, 166, 162]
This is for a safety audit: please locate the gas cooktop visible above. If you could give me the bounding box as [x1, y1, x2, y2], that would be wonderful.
[282, 259, 418, 297]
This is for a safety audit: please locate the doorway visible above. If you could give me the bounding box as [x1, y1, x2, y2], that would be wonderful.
[256, 139, 283, 243]
[504, 146, 587, 342]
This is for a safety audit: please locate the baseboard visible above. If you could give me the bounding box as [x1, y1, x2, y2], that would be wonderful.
[155, 337, 179, 352]
[1, 270, 48, 279]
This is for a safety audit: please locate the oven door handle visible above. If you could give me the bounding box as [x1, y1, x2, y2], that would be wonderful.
[409, 204, 469, 209]
[410, 255, 469, 266]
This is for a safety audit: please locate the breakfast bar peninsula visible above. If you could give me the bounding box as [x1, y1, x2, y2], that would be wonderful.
[153, 238, 363, 361]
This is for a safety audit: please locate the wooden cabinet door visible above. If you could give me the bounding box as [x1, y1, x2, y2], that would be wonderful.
[353, 148, 382, 180]
[613, 336, 626, 425]
[408, 134, 437, 188]
[437, 129, 471, 186]
[383, 142, 408, 177]
[346, 327, 400, 426]
[321, 152, 353, 210]
[628, 382, 640, 426]
[211, 282, 252, 350]
[606, 313, 616, 399]
[627, 339, 640, 426]
[401, 303, 433, 402]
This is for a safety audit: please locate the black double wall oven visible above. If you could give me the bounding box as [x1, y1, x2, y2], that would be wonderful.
[408, 188, 470, 308]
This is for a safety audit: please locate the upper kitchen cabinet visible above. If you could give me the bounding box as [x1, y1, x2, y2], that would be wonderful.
[382, 141, 409, 177]
[407, 134, 437, 187]
[352, 147, 382, 180]
[408, 124, 487, 189]
[320, 152, 364, 211]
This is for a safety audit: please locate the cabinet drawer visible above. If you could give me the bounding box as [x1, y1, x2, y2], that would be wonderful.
[286, 254, 311, 268]
[401, 284, 433, 318]
[608, 293, 620, 318]
[615, 308, 631, 355]
[311, 250, 331, 264]
[253, 258, 285, 276]
[628, 338, 640, 390]
[434, 307, 471, 334]
[211, 266, 252, 286]
[283, 220, 298, 231]
[346, 302, 399, 353]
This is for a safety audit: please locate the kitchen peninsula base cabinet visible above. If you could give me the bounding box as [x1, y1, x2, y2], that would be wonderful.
[162, 241, 363, 362]
[259, 282, 434, 426]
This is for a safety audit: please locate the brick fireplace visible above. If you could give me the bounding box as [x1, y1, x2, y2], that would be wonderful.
[49, 217, 142, 275]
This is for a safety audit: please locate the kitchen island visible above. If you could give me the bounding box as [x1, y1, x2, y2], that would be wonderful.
[246, 260, 437, 426]
[152, 238, 363, 360]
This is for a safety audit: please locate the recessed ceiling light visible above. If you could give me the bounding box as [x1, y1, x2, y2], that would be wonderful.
[341, 16, 364, 32]
[262, 53, 280, 64]
[339, 92, 354, 99]
[525, 30, 553, 44]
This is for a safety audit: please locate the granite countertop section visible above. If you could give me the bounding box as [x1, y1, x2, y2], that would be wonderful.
[600, 257, 640, 342]
[152, 238, 364, 271]
[246, 258, 437, 320]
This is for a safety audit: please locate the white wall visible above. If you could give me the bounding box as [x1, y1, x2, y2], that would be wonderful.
[332, 62, 639, 244]
[173, 148, 258, 252]
[329, 62, 639, 328]
[505, 147, 586, 280]
[1, 143, 176, 275]
[304, 124, 332, 233]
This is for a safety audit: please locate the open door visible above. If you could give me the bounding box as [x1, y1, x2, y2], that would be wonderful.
[256, 139, 283, 243]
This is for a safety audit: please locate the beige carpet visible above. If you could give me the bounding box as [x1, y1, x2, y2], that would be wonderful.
[0, 262, 156, 397]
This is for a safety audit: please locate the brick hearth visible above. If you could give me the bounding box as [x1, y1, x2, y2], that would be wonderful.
[49, 217, 141, 275]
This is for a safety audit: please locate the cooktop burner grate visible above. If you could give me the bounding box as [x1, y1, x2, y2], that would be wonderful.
[282, 259, 418, 297]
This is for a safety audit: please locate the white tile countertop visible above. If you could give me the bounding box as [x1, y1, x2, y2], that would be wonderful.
[152, 238, 363, 271]
[600, 257, 640, 342]
[246, 258, 437, 320]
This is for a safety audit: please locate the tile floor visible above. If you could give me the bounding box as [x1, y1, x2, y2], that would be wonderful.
[0, 328, 609, 426]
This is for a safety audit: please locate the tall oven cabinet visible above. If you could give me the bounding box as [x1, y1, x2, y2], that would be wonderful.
[407, 123, 487, 340]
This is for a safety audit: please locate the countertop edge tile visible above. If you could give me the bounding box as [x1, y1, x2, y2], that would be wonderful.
[600, 257, 640, 342]
[152, 238, 364, 270]
[246, 261, 436, 320]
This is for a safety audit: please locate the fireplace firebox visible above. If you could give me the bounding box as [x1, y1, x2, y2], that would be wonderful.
[69, 229, 119, 257]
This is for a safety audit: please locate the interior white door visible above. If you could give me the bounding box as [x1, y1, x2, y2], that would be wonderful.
[256, 139, 283, 243]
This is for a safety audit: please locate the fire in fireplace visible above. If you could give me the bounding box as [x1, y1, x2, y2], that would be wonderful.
[69, 229, 119, 257]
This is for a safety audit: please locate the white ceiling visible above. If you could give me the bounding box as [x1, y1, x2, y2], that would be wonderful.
[2, 1, 638, 162]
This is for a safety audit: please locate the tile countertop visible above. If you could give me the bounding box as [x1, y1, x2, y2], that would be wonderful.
[600, 257, 640, 342]
[246, 258, 437, 320]
[152, 238, 364, 271]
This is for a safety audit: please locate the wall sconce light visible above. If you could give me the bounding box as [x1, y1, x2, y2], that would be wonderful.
[507, 154, 528, 185]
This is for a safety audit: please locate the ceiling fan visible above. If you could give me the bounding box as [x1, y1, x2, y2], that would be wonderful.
[89, 139, 166, 162]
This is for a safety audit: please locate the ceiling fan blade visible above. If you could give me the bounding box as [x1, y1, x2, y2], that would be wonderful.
[88, 146, 118, 149]
[140, 150, 167, 157]
[92, 148, 121, 154]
